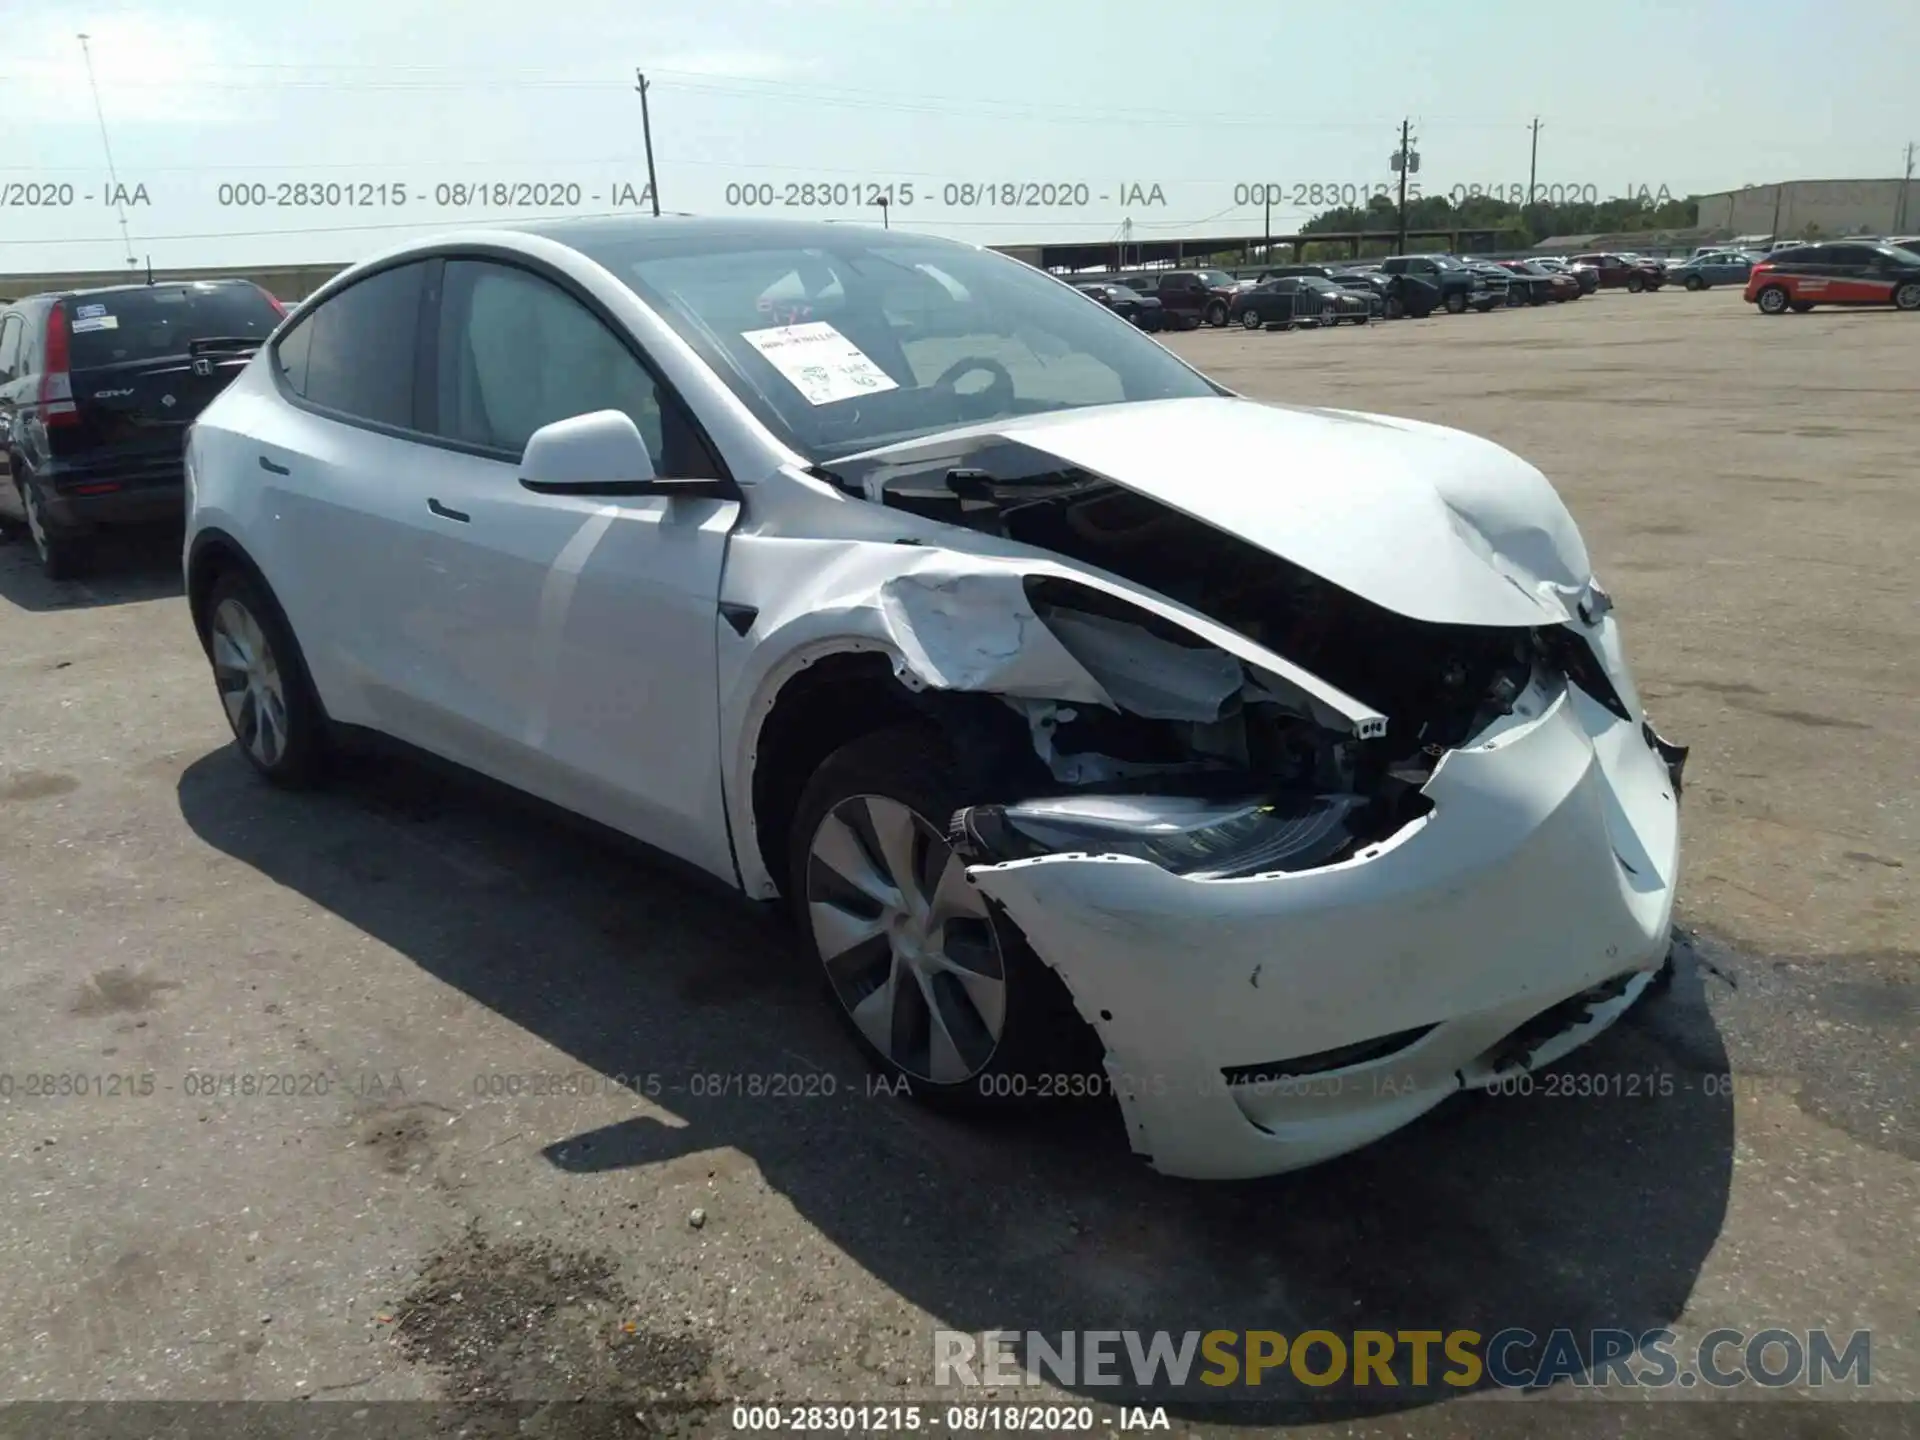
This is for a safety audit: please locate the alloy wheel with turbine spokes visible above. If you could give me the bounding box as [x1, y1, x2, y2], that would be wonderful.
[806, 793, 1007, 1086]
[210, 596, 291, 769]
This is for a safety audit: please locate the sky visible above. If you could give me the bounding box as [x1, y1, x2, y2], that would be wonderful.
[4, 0, 1916, 274]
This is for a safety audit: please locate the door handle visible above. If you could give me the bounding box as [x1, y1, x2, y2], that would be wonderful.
[427, 497, 470, 523]
[258, 455, 290, 475]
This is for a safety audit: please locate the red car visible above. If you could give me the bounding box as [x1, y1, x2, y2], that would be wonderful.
[1567, 253, 1665, 292]
[1744, 241, 1920, 314]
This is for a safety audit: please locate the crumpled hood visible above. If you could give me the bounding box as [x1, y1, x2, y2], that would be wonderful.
[841, 396, 1592, 628]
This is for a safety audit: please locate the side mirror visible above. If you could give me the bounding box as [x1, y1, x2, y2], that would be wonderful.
[518, 409, 731, 500]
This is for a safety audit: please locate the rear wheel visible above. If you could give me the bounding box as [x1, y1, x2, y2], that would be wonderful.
[1894, 281, 1920, 311]
[19, 481, 89, 581]
[203, 569, 327, 787]
[1204, 300, 1228, 327]
[790, 725, 1099, 1108]
[1240, 307, 1263, 330]
[1755, 284, 1791, 315]
[1444, 291, 1467, 315]
[1626, 274, 1645, 293]
[1685, 274, 1706, 291]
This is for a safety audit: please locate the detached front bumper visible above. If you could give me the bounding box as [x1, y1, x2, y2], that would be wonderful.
[968, 669, 1682, 1181]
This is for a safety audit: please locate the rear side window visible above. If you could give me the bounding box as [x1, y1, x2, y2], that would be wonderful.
[297, 262, 427, 428]
[59, 284, 281, 370]
[0, 313, 22, 382]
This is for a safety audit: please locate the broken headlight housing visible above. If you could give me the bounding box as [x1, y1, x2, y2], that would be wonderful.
[952, 792, 1366, 880]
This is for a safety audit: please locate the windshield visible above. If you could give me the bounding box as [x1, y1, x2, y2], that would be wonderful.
[1427, 256, 1462, 270]
[1882, 245, 1920, 265]
[59, 283, 281, 369]
[600, 231, 1222, 462]
[1195, 270, 1237, 289]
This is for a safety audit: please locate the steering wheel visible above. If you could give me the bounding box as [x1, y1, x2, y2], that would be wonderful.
[929, 356, 1015, 420]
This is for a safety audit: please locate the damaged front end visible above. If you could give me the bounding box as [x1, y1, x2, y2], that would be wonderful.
[787, 420, 1686, 1178]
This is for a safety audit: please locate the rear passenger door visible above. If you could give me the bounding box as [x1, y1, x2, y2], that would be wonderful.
[248, 259, 439, 739]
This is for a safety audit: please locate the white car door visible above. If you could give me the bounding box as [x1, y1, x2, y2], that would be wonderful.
[401, 256, 741, 883]
[245, 258, 467, 744]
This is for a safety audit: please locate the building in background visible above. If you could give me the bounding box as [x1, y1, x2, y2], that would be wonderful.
[1695, 179, 1920, 240]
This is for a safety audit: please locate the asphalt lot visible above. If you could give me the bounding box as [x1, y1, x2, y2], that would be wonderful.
[0, 286, 1914, 1436]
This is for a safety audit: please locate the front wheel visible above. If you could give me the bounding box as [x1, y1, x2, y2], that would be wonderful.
[1626, 274, 1645, 293]
[790, 725, 1097, 1107]
[1240, 307, 1263, 330]
[202, 569, 328, 787]
[1385, 295, 1405, 319]
[1204, 300, 1228, 327]
[1755, 284, 1791, 314]
[1685, 275, 1705, 291]
[1444, 292, 1468, 314]
[1893, 281, 1920, 311]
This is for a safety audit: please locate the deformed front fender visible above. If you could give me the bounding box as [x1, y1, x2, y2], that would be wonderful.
[716, 532, 1387, 898]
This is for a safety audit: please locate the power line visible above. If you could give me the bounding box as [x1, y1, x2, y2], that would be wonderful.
[0, 207, 1293, 249]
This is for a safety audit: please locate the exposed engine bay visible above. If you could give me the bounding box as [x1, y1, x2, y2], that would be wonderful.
[817, 439, 1652, 880]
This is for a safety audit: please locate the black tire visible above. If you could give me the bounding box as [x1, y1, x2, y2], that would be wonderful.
[1893, 281, 1920, 311]
[788, 724, 1100, 1110]
[1204, 300, 1228, 328]
[1240, 307, 1263, 331]
[1685, 274, 1705, 291]
[1444, 291, 1467, 315]
[1755, 284, 1791, 315]
[1527, 287, 1547, 305]
[201, 568, 328, 788]
[18, 480, 90, 581]
[1384, 295, 1405, 320]
[1627, 274, 1645, 293]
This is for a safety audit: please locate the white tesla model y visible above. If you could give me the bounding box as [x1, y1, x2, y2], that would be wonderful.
[183, 217, 1686, 1179]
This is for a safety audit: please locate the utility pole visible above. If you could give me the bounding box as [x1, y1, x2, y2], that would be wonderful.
[634, 70, 661, 217]
[1391, 119, 1417, 254]
[1527, 117, 1542, 206]
[1263, 186, 1271, 266]
[77, 33, 136, 268]
[1898, 141, 1916, 232]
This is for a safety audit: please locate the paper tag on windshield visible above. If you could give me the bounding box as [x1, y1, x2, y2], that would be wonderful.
[74, 303, 108, 319]
[71, 314, 119, 333]
[740, 321, 898, 406]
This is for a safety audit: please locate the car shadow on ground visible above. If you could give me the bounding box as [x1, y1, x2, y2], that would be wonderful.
[177, 742, 1734, 1425]
[0, 526, 185, 612]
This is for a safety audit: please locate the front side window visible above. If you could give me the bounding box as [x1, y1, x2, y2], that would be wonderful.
[296, 262, 427, 428]
[431, 259, 712, 477]
[583, 233, 1219, 462]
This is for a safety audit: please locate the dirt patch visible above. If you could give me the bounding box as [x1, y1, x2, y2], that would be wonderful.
[1, 770, 79, 802]
[69, 968, 182, 1017]
[392, 1226, 718, 1411]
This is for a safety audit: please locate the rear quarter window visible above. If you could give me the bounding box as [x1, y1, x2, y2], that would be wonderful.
[61, 284, 281, 370]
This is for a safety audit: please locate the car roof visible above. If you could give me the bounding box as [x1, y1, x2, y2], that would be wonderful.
[38, 277, 261, 303]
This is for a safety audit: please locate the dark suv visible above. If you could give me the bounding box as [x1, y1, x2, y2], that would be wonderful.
[1124, 269, 1247, 329]
[0, 279, 284, 577]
